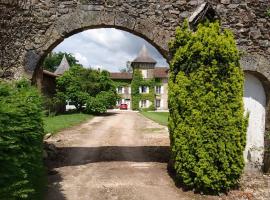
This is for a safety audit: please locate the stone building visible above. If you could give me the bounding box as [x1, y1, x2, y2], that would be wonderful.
[111, 46, 169, 110]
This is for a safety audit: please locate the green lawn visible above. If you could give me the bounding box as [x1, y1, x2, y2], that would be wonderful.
[43, 113, 93, 134]
[140, 111, 169, 126]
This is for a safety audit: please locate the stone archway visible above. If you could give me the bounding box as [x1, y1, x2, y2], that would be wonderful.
[1, 1, 269, 80]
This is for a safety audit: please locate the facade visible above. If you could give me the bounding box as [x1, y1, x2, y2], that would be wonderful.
[111, 46, 169, 111]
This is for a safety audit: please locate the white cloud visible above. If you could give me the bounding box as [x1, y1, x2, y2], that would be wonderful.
[74, 52, 89, 67]
[53, 28, 168, 72]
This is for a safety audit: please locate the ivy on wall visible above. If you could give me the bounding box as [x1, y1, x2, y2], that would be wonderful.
[113, 80, 131, 88]
[169, 21, 248, 193]
[131, 69, 158, 111]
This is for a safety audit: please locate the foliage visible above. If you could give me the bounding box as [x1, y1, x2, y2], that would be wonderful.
[43, 96, 63, 116]
[44, 113, 93, 134]
[56, 66, 117, 112]
[0, 79, 45, 199]
[140, 111, 168, 126]
[43, 52, 81, 72]
[131, 69, 156, 111]
[85, 97, 107, 114]
[96, 91, 119, 109]
[168, 21, 248, 193]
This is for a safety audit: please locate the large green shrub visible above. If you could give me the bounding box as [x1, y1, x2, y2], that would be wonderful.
[56, 66, 117, 112]
[168, 21, 248, 193]
[0, 80, 45, 199]
[85, 96, 107, 114]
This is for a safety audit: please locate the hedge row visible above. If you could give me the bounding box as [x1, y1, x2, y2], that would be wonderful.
[168, 21, 248, 193]
[0, 80, 45, 199]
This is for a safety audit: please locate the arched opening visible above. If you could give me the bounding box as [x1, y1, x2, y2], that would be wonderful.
[243, 71, 270, 171]
[41, 28, 172, 199]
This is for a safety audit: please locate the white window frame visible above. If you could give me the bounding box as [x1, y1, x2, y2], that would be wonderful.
[140, 100, 147, 108]
[117, 86, 124, 94]
[140, 86, 149, 94]
[155, 99, 161, 108]
[155, 86, 161, 94]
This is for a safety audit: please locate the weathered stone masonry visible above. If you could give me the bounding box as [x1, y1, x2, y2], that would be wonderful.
[0, 0, 270, 170]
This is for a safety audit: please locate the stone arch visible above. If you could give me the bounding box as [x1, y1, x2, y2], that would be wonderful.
[243, 70, 270, 172]
[24, 10, 171, 77]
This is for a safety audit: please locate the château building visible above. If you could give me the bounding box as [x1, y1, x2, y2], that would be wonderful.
[110, 45, 169, 110]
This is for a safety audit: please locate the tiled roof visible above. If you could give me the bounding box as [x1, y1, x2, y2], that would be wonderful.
[110, 72, 132, 80]
[110, 67, 169, 80]
[132, 45, 157, 64]
[154, 67, 169, 78]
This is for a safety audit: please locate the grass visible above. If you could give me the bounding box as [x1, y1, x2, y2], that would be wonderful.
[43, 113, 93, 134]
[140, 111, 169, 126]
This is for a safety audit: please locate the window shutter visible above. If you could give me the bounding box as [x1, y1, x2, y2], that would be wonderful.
[129, 87, 131, 94]
[147, 87, 149, 93]
[160, 99, 163, 109]
[139, 86, 142, 93]
[161, 86, 164, 94]
[139, 100, 142, 107]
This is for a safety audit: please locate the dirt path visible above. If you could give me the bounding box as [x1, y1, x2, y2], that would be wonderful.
[45, 110, 195, 200]
[45, 110, 270, 200]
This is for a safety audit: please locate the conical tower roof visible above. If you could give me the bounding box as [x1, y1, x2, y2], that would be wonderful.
[132, 45, 157, 64]
[54, 54, 70, 75]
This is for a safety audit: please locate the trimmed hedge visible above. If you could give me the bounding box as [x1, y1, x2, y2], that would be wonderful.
[0, 80, 45, 199]
[168, 21, 248, 193]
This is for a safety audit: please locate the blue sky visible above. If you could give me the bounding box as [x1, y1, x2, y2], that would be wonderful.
[53, 28, 168, 72]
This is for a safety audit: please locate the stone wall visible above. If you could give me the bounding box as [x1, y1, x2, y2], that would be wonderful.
[0, 0, 269, 79]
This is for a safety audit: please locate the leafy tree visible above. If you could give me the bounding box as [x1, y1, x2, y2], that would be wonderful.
[168, 21, 248, 193]
[43, 52, 81, 72]
[56, 66, 117, 112]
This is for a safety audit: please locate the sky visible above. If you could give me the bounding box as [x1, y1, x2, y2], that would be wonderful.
[53, 28, 169, 72]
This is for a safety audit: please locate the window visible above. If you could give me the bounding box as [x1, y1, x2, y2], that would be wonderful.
[141, 100, 147, 108]
[141, 70, 147, 79]
[155, 86, 161, 94]
[155, 99, 161, 108]
[140, 86, 149, 93]
[117, 87, 124, 94]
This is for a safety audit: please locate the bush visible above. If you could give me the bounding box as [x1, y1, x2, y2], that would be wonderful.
[96, 90, 119, 109]
[168, 21, 248, 193]
[85, 97, 107, 114]
[0, 80, 45, 199]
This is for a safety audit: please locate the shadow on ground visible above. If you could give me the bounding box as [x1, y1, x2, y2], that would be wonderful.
[47, 146, 170, 168]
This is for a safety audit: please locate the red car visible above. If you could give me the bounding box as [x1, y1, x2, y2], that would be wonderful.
[119, 103, 128, 110]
